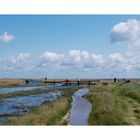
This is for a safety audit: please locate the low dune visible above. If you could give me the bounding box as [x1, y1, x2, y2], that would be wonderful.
[0, 78, 24, 87]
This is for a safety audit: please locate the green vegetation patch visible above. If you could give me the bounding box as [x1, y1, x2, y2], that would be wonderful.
[1, 88, 77, 125]
[3, 96, 71, 125]
[86, 83, 140, 125]
[117, 83, 140, 103]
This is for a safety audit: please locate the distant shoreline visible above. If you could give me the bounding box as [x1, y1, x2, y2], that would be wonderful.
[1, 78, 140, 80]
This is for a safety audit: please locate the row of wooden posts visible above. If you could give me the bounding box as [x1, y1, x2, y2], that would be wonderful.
[25, 78, 131, 85]
[44, 79, 97, 86]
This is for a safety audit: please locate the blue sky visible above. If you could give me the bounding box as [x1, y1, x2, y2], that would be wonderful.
[0, 15, 140, 78]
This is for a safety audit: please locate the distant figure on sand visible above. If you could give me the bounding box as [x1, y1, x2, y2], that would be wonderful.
[114, 77, 117, 83]
[25, 80, 29, 85]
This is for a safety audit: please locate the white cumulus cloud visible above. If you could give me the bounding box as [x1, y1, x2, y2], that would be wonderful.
[92, 54, 104, 64]
[69, 50, 90, 63]
[0, 32, 15, 42]
[108, 53, 124, 62]
[110, 19, 140, 44]
[7, 53, 31, 64]
[69, 50, 81, 63]
[129, 39, 140, 48]
[40, 51, 64, 62]
[1, 48, 140, 78]
[81, 51, 90, 62]
[0, 53, 33, 71]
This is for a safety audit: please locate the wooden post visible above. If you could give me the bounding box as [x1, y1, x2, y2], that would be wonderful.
[88, 81, 91, 85]
[66, 79, 69, 86]
[44, 77, 47, 84]
[78, 80, 80, 85]
[54, 80, 55, 86]
[44, 77, 47, 86]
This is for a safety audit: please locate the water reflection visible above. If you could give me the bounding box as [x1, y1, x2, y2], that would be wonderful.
[70, 88, 92, 125]
[0, 90, 62, 122]
[0, 84, 79, 94]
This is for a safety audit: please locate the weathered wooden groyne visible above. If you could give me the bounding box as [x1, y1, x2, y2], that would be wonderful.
[44, 79, 100, 85]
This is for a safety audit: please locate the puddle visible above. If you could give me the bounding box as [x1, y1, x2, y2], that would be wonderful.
[27, 79, 42, 85]
[70, 88, 92, 125]
[0, 90, 62, 122]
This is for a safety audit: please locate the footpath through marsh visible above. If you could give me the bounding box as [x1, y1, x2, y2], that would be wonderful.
[86, 83, 140, 125]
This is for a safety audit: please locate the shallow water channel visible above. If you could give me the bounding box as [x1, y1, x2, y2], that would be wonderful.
[0, 84, 78, 94]
[0, 90, 63, 123]
[70, 88, 92, 125]
[0, 85, 92, 124]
